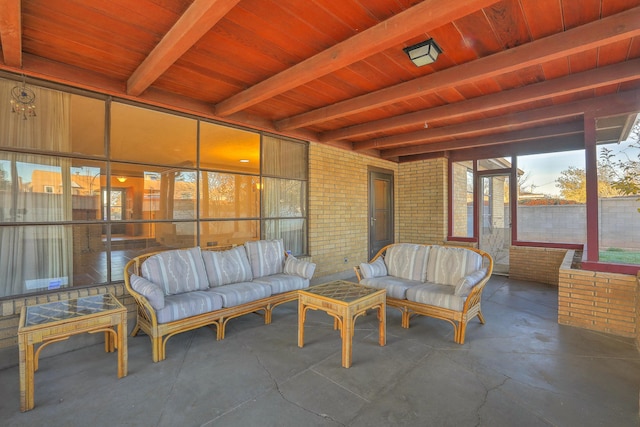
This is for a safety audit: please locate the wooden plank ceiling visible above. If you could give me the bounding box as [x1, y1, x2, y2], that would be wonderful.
[1, 0, 639, 162]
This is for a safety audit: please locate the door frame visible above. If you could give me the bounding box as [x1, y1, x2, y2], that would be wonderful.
[368, 167, 394, 260]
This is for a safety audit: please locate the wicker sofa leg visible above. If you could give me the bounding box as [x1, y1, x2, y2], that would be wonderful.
[130, 324, 140, 337]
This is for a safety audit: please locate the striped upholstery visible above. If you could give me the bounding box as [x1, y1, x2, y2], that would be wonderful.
[156, 291, 224, 323]
[141, 247, 209, 295]
[426, 246, 483, 286]
[208, 282, 272, 307]
[385, 243, 430, 282]
[130, 274, 165, 310]
[202, 246, 253, 287]
[359, 257, 387, 279]
[244, 239, 285, 278]
[254, 273, 309, 294]
[406, 283, 466, 311]
[455, 268, 487, 297]
[283, 255, 316, 279]
[360, 276, 422, 299]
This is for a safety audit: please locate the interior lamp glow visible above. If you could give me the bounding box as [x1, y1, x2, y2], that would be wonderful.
[403, 38, 442, 67]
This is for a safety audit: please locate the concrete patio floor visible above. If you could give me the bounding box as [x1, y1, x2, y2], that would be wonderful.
[1, 275, 639, 426]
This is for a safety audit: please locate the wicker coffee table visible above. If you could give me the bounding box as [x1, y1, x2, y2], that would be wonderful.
[17, 293, 127, 412]
[298, 280, 386, 368]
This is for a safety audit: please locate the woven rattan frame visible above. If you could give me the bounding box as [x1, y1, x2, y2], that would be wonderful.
[354, 244, 493, 344]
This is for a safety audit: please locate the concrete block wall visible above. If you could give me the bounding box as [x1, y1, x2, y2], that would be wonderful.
[509, 246, 567, 286]
[559, 251, 638, 338]
[397, 158, 448, 244]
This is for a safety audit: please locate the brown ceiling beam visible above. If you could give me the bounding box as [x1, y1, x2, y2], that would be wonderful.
[127, 0, 241, 96]
[322, 58, 640, 142]
[214, 0, 500, 117]
[0, 0, 22, 67]
[279, 6, 640, 132]
[381, 121, 584, 158]
[355, 89, 640, 151]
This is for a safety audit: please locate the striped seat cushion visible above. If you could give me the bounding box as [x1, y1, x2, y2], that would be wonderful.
[244, 239, 285, 279]
[360, 276, 422, 300]
[141, 247, 209, 295]
[406, 283, 466, 311]
[254, 273, 309, 294]
[155, 291, 224, 324]
[208, 281, 272, 307]
[202, 246, 253, 287]
[384, 244, 430, 282]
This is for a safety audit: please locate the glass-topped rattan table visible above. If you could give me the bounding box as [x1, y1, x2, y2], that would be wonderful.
[17, 293, 127, 412]
[298, 280, 386, 368]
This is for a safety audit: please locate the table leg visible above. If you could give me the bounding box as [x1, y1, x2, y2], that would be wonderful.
[378, 303, 386, 346]
[298, 299, 305, 348]
[342, 312, 352, 368]
[117, 314, 128, 378]
[19, 335, 35, 412]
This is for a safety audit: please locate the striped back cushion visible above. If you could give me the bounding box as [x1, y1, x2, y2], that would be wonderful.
[202, 246, 253, 286]
[427, 246, 483, 286]
[244, 239, 285, 278]
[384, 244, 430, 282]
[141, 247, 209, 295]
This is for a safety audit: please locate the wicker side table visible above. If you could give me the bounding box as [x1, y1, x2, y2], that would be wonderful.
[298, 280, 386, 368]
[17, 293, 127, 412]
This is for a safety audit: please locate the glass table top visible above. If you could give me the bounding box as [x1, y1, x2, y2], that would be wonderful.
[302, 281, 382, 303]
[24, 294, 122, 327]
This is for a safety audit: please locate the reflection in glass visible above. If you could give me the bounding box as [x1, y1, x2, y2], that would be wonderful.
[200, 122, 260, 173]
[200, 172, 259, 218]
[262, 178, 306, 218]
[200, 220, 259, 247]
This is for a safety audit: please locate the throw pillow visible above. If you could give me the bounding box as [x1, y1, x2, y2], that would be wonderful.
[130, 274, 165, 310]
[454, 269, 487, 297]
[284, 255, 316, 279]
[359, 257, 387, 279]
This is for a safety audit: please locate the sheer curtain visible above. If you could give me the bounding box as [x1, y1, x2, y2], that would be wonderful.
[0, 78, 73, 296]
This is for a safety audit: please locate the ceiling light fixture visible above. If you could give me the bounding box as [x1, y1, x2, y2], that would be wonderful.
[239, 159, 249, 163]
[403, 38, 442, 67]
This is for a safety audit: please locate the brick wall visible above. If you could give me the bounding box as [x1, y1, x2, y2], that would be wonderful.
[559, 251, 638, 338]
[397, 158, 448, 244]
[509, 246, 567, 286]
[308, 142, 398, 276]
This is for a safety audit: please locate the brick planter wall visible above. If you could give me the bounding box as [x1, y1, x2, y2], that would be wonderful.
[509, 246, 567, 285]
[559, 251, 638, 338]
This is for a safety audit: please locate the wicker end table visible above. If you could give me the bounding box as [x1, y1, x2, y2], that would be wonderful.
[298, 280, 386, 368]
[17, 293, 127, 412]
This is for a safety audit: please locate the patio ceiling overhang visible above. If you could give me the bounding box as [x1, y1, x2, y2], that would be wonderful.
[0, 0, 639, 162]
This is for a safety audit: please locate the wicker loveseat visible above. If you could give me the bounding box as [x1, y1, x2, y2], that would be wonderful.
[124, 239, 315, 362]
[354, 243, 493, 344]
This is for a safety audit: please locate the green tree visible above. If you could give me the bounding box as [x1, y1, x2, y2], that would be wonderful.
[555, 163, 624, 203]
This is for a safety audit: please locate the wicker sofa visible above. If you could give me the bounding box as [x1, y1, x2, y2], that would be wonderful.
[124, 239, 315, 362]
[354, 243, 493, 344]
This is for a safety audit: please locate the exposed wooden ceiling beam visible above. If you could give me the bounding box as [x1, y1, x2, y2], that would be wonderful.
[322, 59, 640, 142]
[127, 0, 241, 96]
[354, 89, 640, 151]
[214, 0, 500, 117]
[278, 6, 640, 132]
[381, 122, 584, 158]
[0, 0, 22, 67]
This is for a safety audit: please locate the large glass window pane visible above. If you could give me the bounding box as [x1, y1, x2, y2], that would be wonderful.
[516, 150, 586, 244]
[262, 136, 307, 179]
[110, 102, 197, 166]
[108, 163, 197, 222]
[200, 172, 259, 219]
[200, 122, 260, 173]
[72, 224, 107, 286]
[0, 152, 73, 222]
[452, 161, 473, 237]
[70, 94, 105, 156]
[263, 219, 306, 256]
[200, 220, 260, 247]
[597, 116, 640, 265]
[262, 178, 306, 218]
[0, 225, 73, 297]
